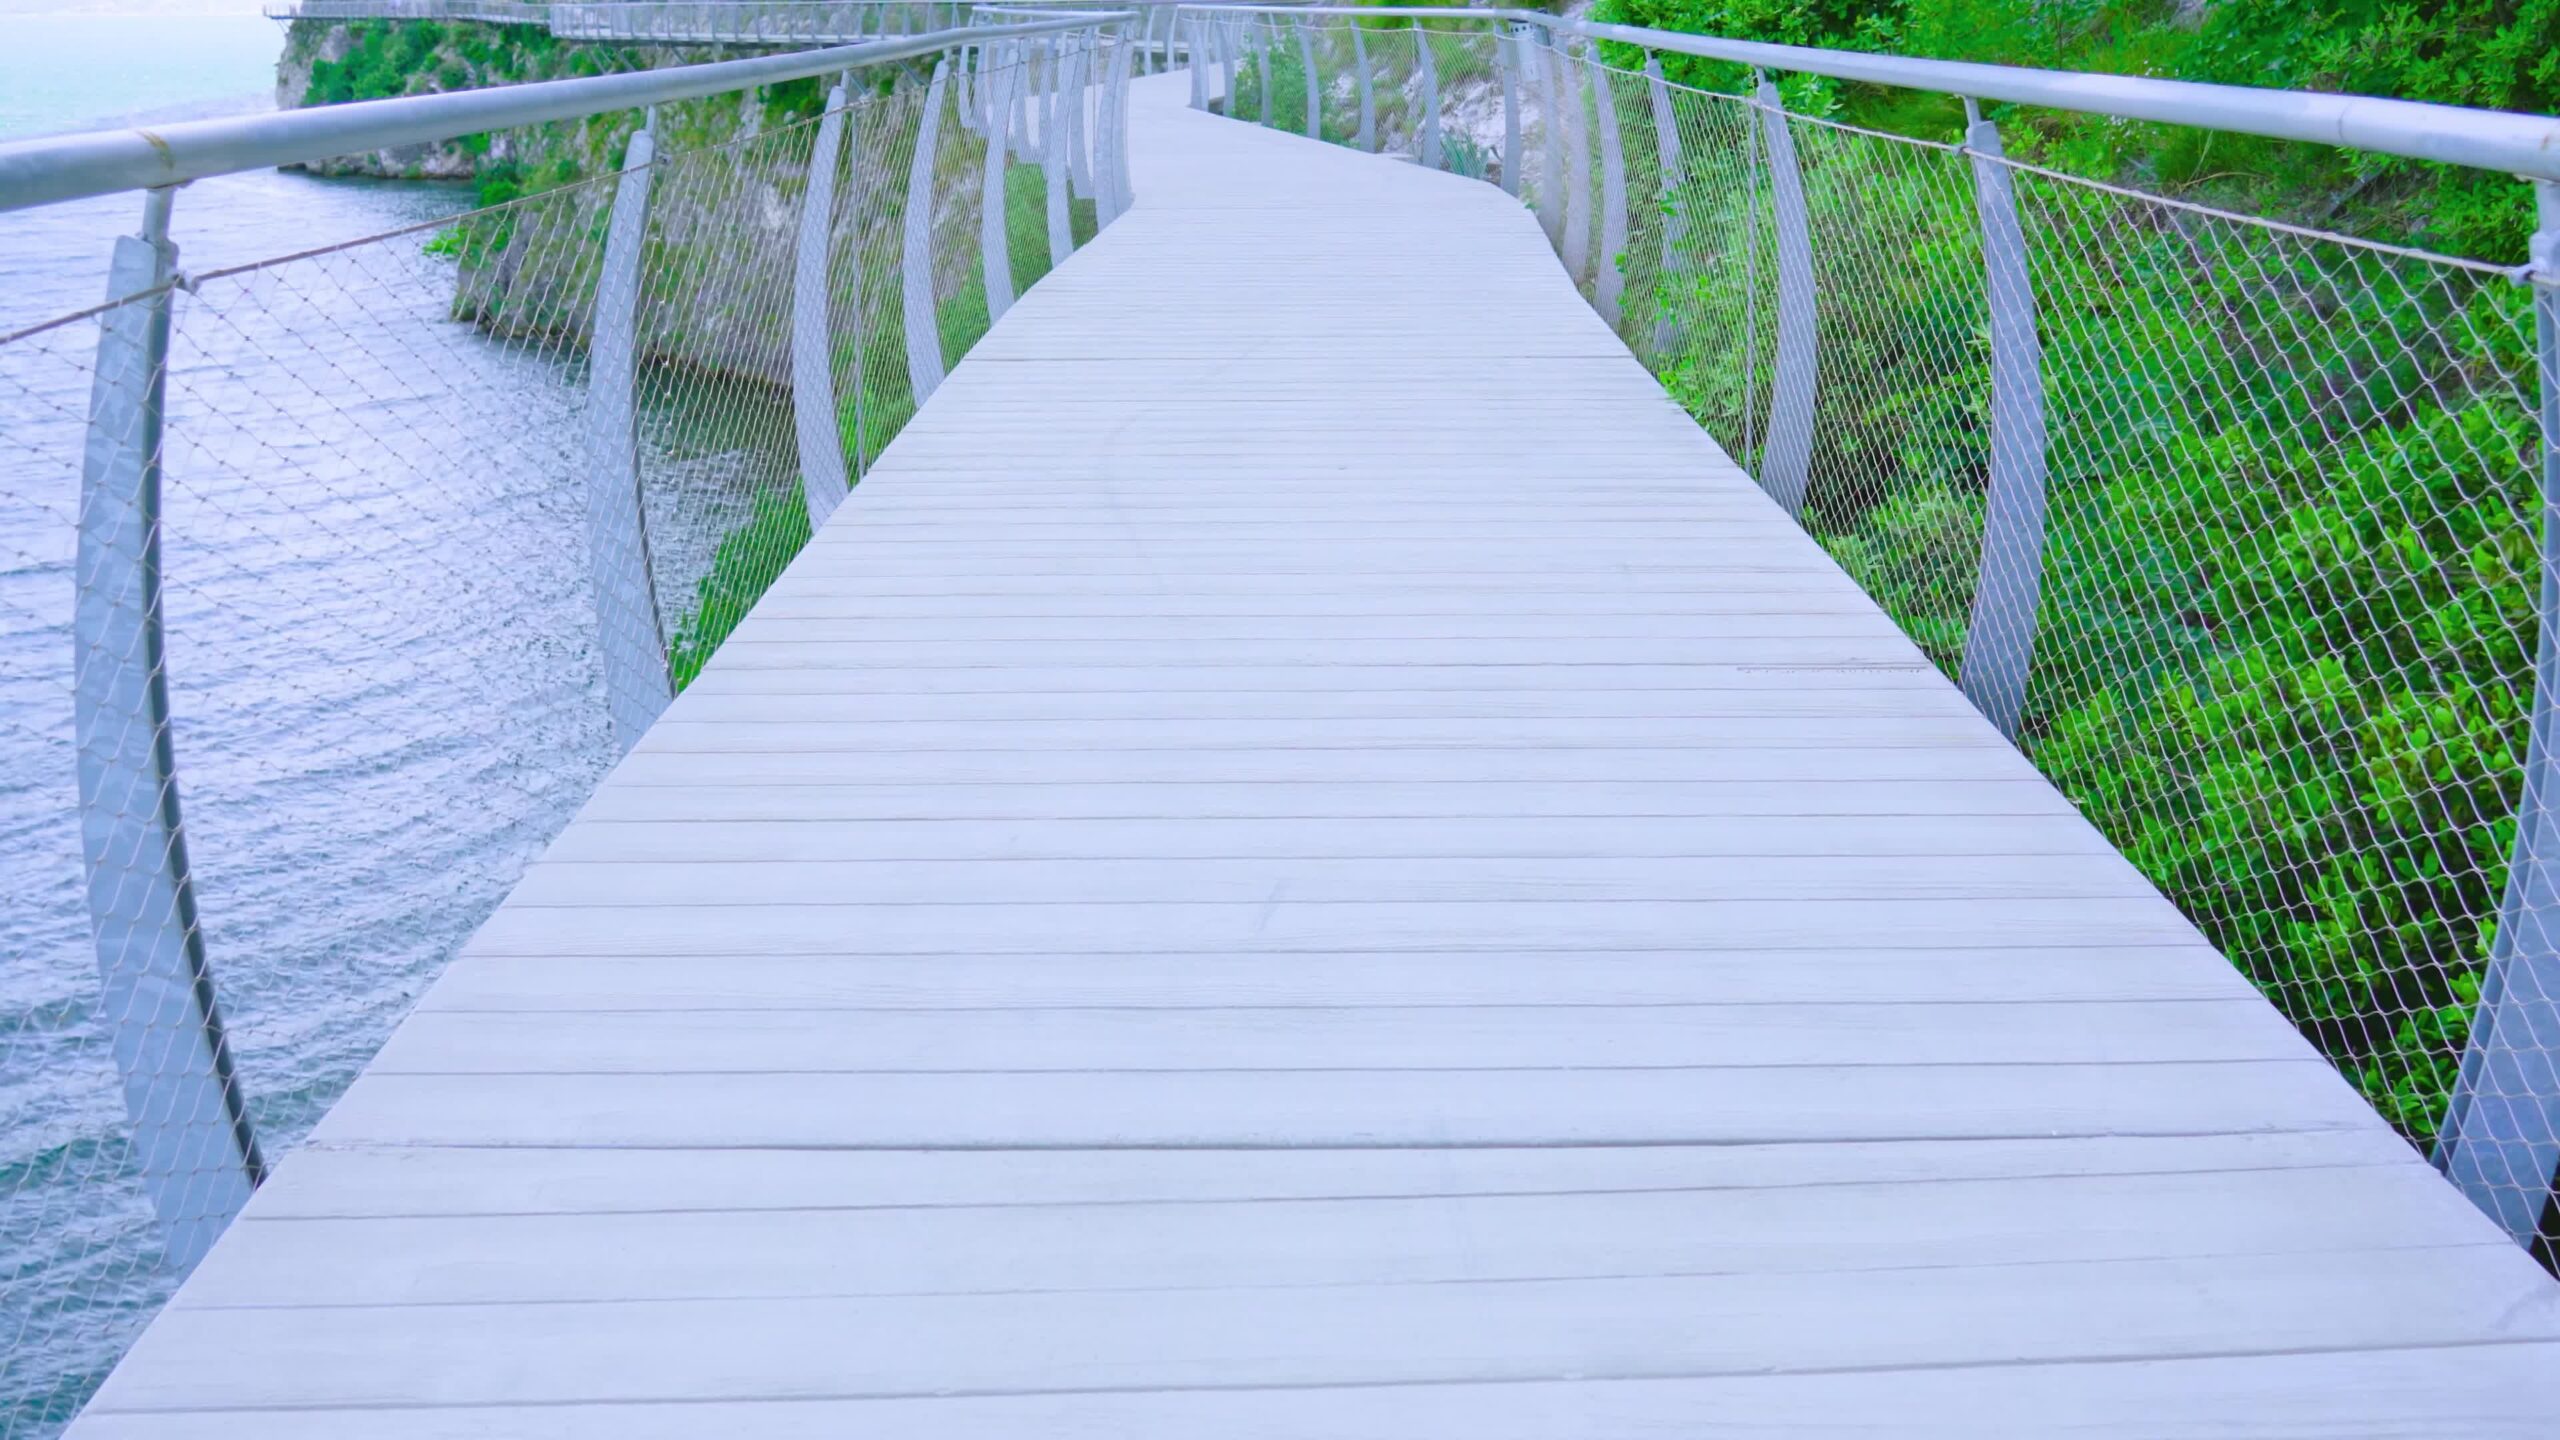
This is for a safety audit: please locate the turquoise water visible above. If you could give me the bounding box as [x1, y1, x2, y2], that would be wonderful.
[0, 15, 283, 141]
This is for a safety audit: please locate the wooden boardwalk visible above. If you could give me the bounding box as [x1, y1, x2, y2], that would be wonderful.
[70, 71, 2560, 1436]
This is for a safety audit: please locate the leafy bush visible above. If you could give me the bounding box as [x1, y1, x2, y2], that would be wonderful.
[667, 489, 812, 691]
[1599, 0, 2551, 1167]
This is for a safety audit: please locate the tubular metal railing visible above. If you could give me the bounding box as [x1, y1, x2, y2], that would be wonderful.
[262, 0, 1242, 69]
[0, 15, 1132, 1433]
[1182, 2, 2560, 1262]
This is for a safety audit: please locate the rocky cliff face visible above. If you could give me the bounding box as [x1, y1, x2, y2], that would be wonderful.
[275, 19, 764, 180]
[277, 19, 1041, 392]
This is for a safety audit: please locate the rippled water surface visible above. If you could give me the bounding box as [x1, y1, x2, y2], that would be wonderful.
[1, 45, 783, 1433]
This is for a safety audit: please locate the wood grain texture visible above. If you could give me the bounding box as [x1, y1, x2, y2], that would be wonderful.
[69, 67, 2560, 1437]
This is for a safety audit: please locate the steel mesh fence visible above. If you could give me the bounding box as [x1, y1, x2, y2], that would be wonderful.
[0, 26, 1126, 1434]
[1770, 110, 1992, 665]
[1195, 6, 2560, 1260]
[271, 0, 1218, 57]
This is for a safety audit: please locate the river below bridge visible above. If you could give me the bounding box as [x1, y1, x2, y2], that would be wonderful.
[0, 49, 791, 1433]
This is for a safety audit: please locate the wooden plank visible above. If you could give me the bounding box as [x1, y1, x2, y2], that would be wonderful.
[60, 1343, 2560, 1440]
[241, 1131, 2427, 1219]
[600, 748, 2046, 787]
[711, 613, 1918, 644]
[534, 814, 2124, 862]
[303, 1062, 2373, 1149]
[178, 1163, 2497, 1309]
[419, 947, 2256, 1012]
[459, 897, 2215, 956]
[692, 638, 1936, 668]
[677, 663, 1958, 696]
[565, 779, 2086, 822]
[368, 999, 2307, 1072]
[499, 854, 2160, 907]
[83, 1248, 2560, 1412]
[656, 675, 1965, 711]
[630, 715, 2009, 752]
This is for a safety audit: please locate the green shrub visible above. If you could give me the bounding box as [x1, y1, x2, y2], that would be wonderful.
[1606, 0, 2549, 1155]
[1593, 0, 2560, 263]
[667, 489, 812, 691]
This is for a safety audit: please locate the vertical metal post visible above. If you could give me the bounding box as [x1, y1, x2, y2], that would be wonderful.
[1499, 26, 1521, 196]
[1256, 18, 1274, 128]
[1189, 15, 1207, 109]
[1095, 32, 1130, 226]
[1046, 36, 1075, 263]
[1115, 29, 1137, 214]
[1013, 41, 1034, 162]
[1085, 35, 1116, 224]
[1557, 41, 1590, 282]
[2443, 180, 2560, 1247]
[1413, 20, 1441, 170]
[587, 119, 673, 742]
[791, 84, 854, 530]
[74, 187, 263, 1273]
[1297, 17, 1320, 140]
[1592, 47, 1627, 328]
[980, 58, 1017, 324]
[1220, 17, 1238, 119]
[1353, 24, 1375, 153]
[978, 41, 999, 142]
[1755, 78, 1817, 517]
[1531, 25, 1560, 245]
[1742, 85, 1760, 464]
[1955, 106, 2049, 741]
[1644, 54, 1686, 354]
[1067, 37, 1094, 201]
[1095, 33, 1118, 224]
[904, 59, 953, 405]
[1010, 40, 1034, 161]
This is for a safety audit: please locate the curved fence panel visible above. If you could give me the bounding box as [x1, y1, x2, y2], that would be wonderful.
[0, 21, 1131, 1436]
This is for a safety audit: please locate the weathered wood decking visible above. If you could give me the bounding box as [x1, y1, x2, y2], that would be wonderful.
[69, 71, 2560, 1436]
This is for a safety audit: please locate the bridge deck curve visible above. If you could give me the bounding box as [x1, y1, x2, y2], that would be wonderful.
[68, 70, 2560, 1438]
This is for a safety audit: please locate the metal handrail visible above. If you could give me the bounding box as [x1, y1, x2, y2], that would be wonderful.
[263, 0, 551, 19]
[1194, 3, 2560, 185]
[0, 12, 1125, 213]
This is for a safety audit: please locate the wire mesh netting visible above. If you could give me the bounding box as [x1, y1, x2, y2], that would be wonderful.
[0, 26, 1127, 1434]
[1198, 9, 2560, 1260]
[271, 0, 1205, 59]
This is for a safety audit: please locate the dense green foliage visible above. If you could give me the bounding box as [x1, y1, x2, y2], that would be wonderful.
[1595, 0, 2560, 260]
[298, 18, 651, 110]
[292, 19, 835, 199]
[1590, 0, 2552, 1179]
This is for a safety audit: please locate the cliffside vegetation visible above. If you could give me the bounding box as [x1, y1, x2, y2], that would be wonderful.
[1597, 0, 2560, 259]
[289, 20, 1088, 694]
[1597, 0, 2556, 1201]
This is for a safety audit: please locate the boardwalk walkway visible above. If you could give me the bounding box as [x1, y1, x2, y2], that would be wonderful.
[69, 70, 2560, 1437]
